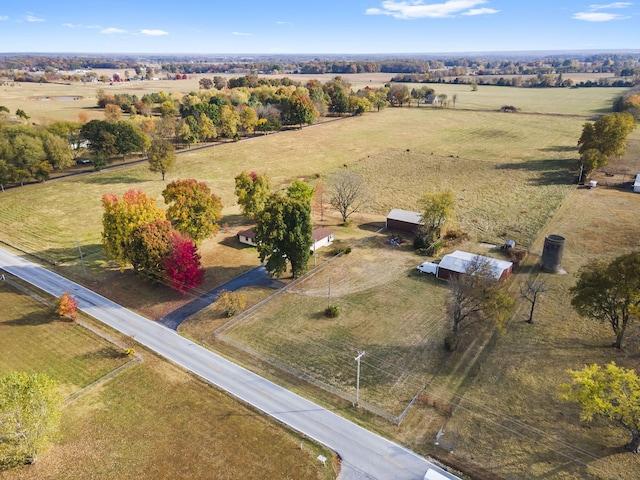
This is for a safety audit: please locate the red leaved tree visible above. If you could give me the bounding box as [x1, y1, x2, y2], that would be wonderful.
[162, 232, 205, 293]
[56, 291, 79, 321]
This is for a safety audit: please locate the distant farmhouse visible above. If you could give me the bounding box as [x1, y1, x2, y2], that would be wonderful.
[237, 227, 335, 251]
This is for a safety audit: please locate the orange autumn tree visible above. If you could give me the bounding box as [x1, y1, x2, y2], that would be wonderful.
[56, 292, 78, 321]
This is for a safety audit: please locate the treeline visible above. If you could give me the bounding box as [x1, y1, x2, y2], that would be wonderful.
[0, 76, 399, 188]
[390, 73, 638, 88]
[3, 53, 639, 79]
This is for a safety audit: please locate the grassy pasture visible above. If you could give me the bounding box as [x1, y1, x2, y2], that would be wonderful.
[0, 281, 334, 480]
[0, 280, 129, 398]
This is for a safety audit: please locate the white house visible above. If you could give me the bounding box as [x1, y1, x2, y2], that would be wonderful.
[237, 227, 335, 251]
[311, 228, 335, 251]
[237, 228, 257, 246]
[634, 173, 640, 193]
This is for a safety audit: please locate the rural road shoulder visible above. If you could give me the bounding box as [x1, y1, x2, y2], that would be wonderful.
[0, 247, 460, 480]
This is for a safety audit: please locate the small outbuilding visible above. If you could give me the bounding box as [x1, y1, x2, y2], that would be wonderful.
[237, 228, 257, 246]
[386, 209, 423, 234]
[436, 250, 513, 281]
[634, 173, 640, 193]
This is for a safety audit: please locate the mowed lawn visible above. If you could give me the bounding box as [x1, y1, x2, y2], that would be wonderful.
[0, 280, 129, 398]
[221, 234, 451, 415]
[0, 282, 334, 480]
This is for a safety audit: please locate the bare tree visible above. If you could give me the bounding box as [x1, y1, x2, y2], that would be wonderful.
[446, 257, 515, 350]
[327, 169, 369, 224]
[520, 277, 547, 324]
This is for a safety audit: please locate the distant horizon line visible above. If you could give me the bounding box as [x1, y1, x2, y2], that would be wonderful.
[1, 48, 640, 58]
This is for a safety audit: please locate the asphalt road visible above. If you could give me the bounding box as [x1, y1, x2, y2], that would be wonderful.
[0, 247, 460, 480]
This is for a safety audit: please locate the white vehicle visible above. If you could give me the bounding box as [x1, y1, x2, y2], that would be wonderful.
[417, 261, 438, 275]
[424, 468, 453, 480]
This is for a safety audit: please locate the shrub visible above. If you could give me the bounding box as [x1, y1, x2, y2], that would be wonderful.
[324, 305, 340, 318]
[218, 290, 247, 317]
[124, 348, 136, 357]
[56, 291, 78, 321]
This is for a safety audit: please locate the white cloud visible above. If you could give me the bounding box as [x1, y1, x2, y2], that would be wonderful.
[140, 29, 168, 36]
[276, 21, 293, 25]
[25, 14, 45, 22]
[0, 16, 8, 21]
[365, 0, 493, 19]
[232, 31, 250, 35]
[588, 2, 632, 9]
[101, 27, 126, 34]
[63, 23, 101, 29]
[572, 11, 626, 20]
[462, 7, 499, 15]
[573, 2, 632, 21]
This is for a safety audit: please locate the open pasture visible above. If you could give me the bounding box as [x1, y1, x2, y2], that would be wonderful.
[0, 281, 334, 480]
[413, 148, 640, 479]
[0, 279, 129, 398]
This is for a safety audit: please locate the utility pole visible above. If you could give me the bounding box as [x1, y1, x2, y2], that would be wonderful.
[354, 350, 365, 407]
[76, 241, 87, 276]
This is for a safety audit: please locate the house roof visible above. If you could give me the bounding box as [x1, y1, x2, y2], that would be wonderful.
[238, 228, 255, 239]
[439, 250, 512, 280]
[387, 209, 423, 225]
[635, 173, 640, 186]
[312, 227, 334, 242]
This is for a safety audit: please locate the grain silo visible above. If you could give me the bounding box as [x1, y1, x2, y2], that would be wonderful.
[541, 235, 565, 273]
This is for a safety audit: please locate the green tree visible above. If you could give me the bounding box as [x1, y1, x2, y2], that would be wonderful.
[47, 121, 84, 161]
[162, 179, 223, 244]
[128, 219, 174, 282]
[578, 112, 637, 174]
[234, 171, 272, 220]
[0, 160, 13, 191]
[287, 91, 319, 128]
[561, 362, 640, 453]
[255, 193, 313, 278]
[147, 138, 176, 180]
[328, 169, 369, 224]
[219, 105, 240, 139]
[197, 113, 217, 142]
[418, 190, 456, 253]
[101, 189, 166, 268]
[570, 252, 640, 349]
[41, 131, 74, 170]
[239, 106, 259, 135]
[287, 180, 314, 204]
[0, 372, 63, 468]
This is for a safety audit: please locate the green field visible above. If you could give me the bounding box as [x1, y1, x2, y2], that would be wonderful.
[0, 280, 129, 398]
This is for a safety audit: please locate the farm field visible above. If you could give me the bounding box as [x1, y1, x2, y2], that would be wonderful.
[2, 80, 639, 479]
[0, 73, 624, 126]
[0, 280, 334, 480]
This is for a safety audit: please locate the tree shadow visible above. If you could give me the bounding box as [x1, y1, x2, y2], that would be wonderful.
[495, 159, 575, 186]
[539, 146, 578, 153]
[78, 175, 143, 185]
[3, 310, 55, 327]
[358, 221, 385, 232]
[79, 346, 124, 361]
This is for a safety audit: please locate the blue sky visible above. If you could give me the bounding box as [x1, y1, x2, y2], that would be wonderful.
[0, 1, 638, 54]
